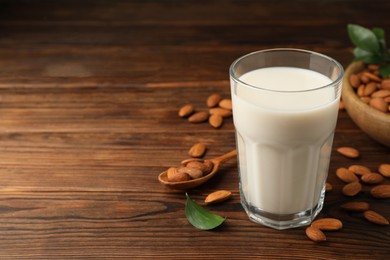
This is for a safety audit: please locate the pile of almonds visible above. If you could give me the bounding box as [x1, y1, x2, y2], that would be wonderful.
[178, 93, 232, 128]
[306, 218, 343, 242]
[166, 143, 214, 182]
[306, 147, 389, 242]
[348, 64, 390, 113]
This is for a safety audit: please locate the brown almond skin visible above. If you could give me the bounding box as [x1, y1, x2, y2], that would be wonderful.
[204, 190, 232, 205]
[348, 165, 371, 176]
[305, 227, 327, 242]
[209, 107, 232, 118]
[370, 184, 390, 199]
[207, 93, 222, 108]
[178, 167, 203, 179]
[219, 99, 232, 110]
[342, 182, 362, 197]
[372, 89, 390, 98]
[357, 85, 365, 97]
[340, 201, 370, 212]
[188, 143, 207, 158]
[361, 172, 384, 184]
[363, 71, 381, 82]
[363, 82, 377, 96]
[167, 167, 191, 182]
[369, 98, 388, 113]
[382, 79, 390, 89]
[336, 147, 360, 158]
[209, 114, 223, 128]
[363, 210, 389, 225]
[339, 100, 345, 110]
[325, 182, 333, 192]
[378, 164, 390, 177]
[349, 74, 360, 88]
[183, 159, 214, 176]
[188, 111, 209, 123]
[336, 167, 359, 183]
[311, 218, 343, 231]
[178, 104, 194, 118]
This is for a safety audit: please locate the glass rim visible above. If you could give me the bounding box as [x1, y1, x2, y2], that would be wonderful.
[229, 48, 344, 94]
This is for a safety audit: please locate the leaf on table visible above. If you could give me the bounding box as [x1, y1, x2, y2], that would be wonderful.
[185, 193, 226, 230]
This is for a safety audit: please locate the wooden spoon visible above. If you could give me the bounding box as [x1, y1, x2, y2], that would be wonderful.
[158, 149, 237, 190]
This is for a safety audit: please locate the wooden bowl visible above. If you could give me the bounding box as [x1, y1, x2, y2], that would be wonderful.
[342, 62, 390, 147]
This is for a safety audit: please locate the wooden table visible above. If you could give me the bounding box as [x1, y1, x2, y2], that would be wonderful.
[0, 0, 389, 258]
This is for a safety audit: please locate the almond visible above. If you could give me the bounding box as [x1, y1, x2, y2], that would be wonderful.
[362, 71, 381, 82]
[305, 226, 326, 242]
[381, 78, 390, 89]
[349, 74, 360, 88]
[311, 218, 343, 231]
[361, 172, 384, 184]
[339, 100, 345, 110]
[340, 201, 370, 212]
[209, 114, 223, 128]
[182, 159, 213, 175]
[325, 182, 333, 192]
[360, 74, 370, 84]
[357, 84, 365, 96]
[370, 184, 390, 199]
[372, 89, 390, 98]
[204, 190, 232, 205]
[209, 107, 232, 118]
[167, 167, 191, 182]
[188, 143, 207, 158]
[206, 93, 222, 108]
[369, 98, 388, 113]
[363, 210, 389, 225]
[178, 104, 194, 118]
[336, 147, 360, 158]
[219, 99, 232, 110]
[348, 165, 371, 176]
[342, 182, 362, 196]
[336, 167, 359, 183]
[188, 111, 209, 123]
[178, 167, 203, 179]
[368, 64, 380, 71]
[378, 164, 390, 177]
[363, 82, 377, 96]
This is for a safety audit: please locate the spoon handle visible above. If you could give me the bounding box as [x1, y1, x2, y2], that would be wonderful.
[212, 149, 237, 164]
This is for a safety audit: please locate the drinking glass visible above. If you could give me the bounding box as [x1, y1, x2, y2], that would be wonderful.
[229, 48, 343, 229]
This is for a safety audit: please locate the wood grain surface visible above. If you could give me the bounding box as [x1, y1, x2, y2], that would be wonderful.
[0, 0, 389, 259]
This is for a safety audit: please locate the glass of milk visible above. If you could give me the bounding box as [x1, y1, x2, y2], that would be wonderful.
[229, 49, 343, 230]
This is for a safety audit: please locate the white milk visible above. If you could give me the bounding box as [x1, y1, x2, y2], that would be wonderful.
[232, 67, 339, 215]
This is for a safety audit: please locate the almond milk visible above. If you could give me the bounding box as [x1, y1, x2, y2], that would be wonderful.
[232, 67, 339, 215]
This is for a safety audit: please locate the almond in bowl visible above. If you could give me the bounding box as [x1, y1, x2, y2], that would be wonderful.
[341, 62, 390, 147]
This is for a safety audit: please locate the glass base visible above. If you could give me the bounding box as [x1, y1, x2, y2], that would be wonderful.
[240, 186, 325, 230]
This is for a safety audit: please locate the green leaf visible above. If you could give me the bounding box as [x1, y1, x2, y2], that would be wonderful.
[348, 24, 380, 53]
[379, 64, 390, 78]
[185, 193, 225, 230]
[372, 27, 387, 52]
[352, 47, 384, 63]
